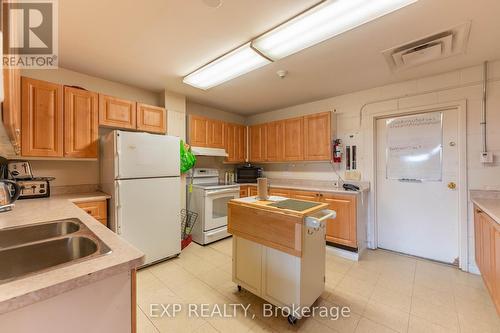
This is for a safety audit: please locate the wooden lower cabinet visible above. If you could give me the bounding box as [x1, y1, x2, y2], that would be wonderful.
[321, 194, 357, 248]
[269, 188, 291, 197]
[75, 199, 108, 227]
[288, 189, 357, 248]
[249, 186, 258, 197]
[239, 185, 249, 198]
[474, 205, 500, 314]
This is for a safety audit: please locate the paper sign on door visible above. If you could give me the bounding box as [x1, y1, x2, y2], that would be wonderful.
[386, 112, 443, 181]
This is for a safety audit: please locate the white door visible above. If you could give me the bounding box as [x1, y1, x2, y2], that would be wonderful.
[376, 110, 459, 263]
[117, 177, 181, 265]
[116, 131, 179, 179]
[205, 188, 239, 231]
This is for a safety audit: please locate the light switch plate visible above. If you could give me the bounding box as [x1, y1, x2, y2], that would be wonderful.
[480, 152, 493, 163]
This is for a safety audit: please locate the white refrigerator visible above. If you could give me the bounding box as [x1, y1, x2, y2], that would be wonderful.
[101, 130, 181, 266]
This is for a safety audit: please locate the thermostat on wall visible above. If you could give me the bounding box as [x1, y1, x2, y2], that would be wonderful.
[480, 152, 493, 163]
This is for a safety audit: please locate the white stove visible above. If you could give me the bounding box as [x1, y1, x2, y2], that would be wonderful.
[187, 169, 240, 245]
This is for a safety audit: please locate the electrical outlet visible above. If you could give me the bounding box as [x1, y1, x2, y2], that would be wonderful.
[480, 152, 493, 163]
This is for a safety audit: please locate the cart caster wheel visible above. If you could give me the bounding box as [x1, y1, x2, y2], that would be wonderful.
[287, 315, 298, 325]
[237, 285, 242, 292]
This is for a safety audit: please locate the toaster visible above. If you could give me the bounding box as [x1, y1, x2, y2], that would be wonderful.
[8, 160, 33, 180]
[17, 177, 52, 199]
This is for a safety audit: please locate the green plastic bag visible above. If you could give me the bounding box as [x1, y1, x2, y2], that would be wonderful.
[180, 140, 196, 174]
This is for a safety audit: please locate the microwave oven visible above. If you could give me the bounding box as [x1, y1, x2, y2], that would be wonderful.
[235, 165, 263, 183]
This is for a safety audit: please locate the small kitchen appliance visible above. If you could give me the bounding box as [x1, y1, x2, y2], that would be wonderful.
[0, 179, 21, 212]
[235, 164, 262, 183]
[4, 160, 54, 199]
[16, 177, 53, 199]
[7, 160, 33, 179]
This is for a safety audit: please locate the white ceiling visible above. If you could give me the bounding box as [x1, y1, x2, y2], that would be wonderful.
[59, 0, 500, 114]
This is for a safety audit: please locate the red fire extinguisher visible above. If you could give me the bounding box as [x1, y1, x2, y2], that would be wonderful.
[333, 139, 342, 163]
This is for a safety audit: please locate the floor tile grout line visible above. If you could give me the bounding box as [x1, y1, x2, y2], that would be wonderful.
[137, 302, 161, 333]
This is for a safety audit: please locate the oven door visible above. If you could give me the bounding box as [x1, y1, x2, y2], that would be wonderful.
[204, 188, 239, 231]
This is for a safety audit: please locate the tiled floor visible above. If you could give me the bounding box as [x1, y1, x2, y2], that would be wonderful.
[137, 238, 499, 333]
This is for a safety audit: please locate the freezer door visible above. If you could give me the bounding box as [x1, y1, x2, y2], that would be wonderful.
[116, 131, 180, 179]
[116, 177, 181, 265]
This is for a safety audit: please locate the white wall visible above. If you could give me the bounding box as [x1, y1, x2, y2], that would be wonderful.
[247, 60, 500, 271]
[247, 61, 500, 191]
[187, 101, 246, 124]
[21, 68, 163, 106]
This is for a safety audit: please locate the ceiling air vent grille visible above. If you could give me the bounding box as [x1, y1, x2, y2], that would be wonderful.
[382, 22, 471, 71]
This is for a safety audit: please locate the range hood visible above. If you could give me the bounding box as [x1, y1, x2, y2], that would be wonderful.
[190, 146, 228, 157]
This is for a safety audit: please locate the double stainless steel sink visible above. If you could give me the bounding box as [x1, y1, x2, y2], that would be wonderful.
[0, 219, 111, 284]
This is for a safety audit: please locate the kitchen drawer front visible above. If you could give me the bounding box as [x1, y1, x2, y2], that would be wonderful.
[75, 200, 107, 220]
[269, 188, 291, 197]
[289, 190, 319, 202]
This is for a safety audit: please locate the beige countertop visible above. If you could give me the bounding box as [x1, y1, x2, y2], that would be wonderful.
[472, 197, 500, 225]
[241, 182, 369, 195]
[0, 192, 145, 315]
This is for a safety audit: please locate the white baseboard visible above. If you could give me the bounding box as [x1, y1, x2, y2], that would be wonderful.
[326, 245, 359, 261]
[468, 263, 480, 275]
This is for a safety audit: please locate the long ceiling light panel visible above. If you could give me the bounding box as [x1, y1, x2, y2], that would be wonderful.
[183, 0, 417, 89]
[252, 0, 418, 60]
[183, 43, 271, 90]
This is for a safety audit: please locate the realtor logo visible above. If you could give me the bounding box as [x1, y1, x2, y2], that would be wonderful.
[2, 0, 58, 68]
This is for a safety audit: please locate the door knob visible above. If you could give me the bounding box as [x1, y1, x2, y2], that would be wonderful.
[448, 182, 457, 190]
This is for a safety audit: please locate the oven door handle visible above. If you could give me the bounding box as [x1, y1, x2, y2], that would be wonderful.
[205, 188, 240, 196]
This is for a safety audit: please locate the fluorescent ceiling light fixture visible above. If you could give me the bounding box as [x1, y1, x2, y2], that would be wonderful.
[252, 0, 418, 60]
[183, 43, 271, 90]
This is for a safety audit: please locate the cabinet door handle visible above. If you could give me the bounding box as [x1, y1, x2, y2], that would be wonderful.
[476, 209, 483, 214]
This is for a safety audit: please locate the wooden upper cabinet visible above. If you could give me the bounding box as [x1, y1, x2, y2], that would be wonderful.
[2, 68, 21, 154]
[322, 193, 357, 248]
[249, 124, 266, 162]
[304, 112, 331, 161]
[189, 115, 208, 147]
[63, 87, 98, 158]
[207, 119, 225, 148]
[236, 125, 247, 162]
[225, 123, 236, 162]
[98, 94, 136, 129]
[21, 77, 64, 157]
[283, 117, 304, 161]
[137, 103, 166, 134]
[266, 121, 284, 162]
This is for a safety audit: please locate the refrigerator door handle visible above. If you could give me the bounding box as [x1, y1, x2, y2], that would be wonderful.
[116, 180, 122, 234]
[116, 134, 122, 179]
